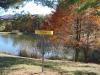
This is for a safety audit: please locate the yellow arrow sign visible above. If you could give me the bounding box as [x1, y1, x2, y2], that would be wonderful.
[35, 30, 53, 35]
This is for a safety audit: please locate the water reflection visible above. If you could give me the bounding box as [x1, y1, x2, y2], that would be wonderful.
[0, 34, 19, 55]
[0, 34, 36, 55]
[0, 34, 75, 59]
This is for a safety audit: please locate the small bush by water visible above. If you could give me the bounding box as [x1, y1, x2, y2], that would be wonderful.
[19, 49, 28, 57]
[31, 53, 40, 58]
[48, 55, 63, 60]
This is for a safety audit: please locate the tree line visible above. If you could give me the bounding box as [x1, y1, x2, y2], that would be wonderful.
[0, 14, 44, 32]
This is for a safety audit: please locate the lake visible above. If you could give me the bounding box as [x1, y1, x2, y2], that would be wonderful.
[0, 34, 74, 59]
[0, 34, 38, 55]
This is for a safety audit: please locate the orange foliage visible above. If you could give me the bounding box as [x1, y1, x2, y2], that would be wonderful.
[89, 16, 100, 26]
[41, 1, 100, 44]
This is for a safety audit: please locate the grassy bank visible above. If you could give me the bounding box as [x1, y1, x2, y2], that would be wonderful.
[0, 53, 100, 75]
[0, 32, 11, 34]
[0, 32, 22, 35]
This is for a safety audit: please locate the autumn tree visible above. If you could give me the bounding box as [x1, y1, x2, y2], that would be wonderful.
[41, 0, 100, 62]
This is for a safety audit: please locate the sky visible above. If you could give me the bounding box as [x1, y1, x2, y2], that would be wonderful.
[0, 1, 55, 16]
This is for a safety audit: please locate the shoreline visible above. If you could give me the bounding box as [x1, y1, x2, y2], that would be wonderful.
[0, 32, 23, 35]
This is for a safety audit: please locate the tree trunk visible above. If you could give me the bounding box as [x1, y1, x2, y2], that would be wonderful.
[84, 49, 88, 62]
[84, 33, 90, 62]
[74, 16, 81, 61]
[75, 47, 79, 61]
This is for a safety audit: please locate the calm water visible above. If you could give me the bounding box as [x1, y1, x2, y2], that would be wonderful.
[0, 34, 74, 59]
[0, 34, 38, 55]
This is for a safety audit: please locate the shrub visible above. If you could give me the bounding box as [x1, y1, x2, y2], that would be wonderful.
[19, 49, 28, 57]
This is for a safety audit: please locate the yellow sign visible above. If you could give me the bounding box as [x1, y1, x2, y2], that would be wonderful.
[35, 30, 53, 35]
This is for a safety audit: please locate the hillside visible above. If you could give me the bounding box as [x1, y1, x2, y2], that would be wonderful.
[0, 53, 100, 75]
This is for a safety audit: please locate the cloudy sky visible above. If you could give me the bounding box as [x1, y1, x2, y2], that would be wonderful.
[0, 1, 55, 16]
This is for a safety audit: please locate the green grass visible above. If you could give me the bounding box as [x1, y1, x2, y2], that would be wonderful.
[0, 53, 100, 75]
[57, 71, 97, 75]
[0, 54, 59, 75]
[0, 55, 59, 69]
[74, 71, 97, 75]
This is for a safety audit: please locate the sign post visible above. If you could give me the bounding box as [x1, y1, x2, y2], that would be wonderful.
[35, 30, 53, 72]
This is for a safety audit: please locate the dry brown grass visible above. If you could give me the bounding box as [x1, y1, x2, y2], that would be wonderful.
[8, 64, 59, 75]
[0, 53, 100, 75]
